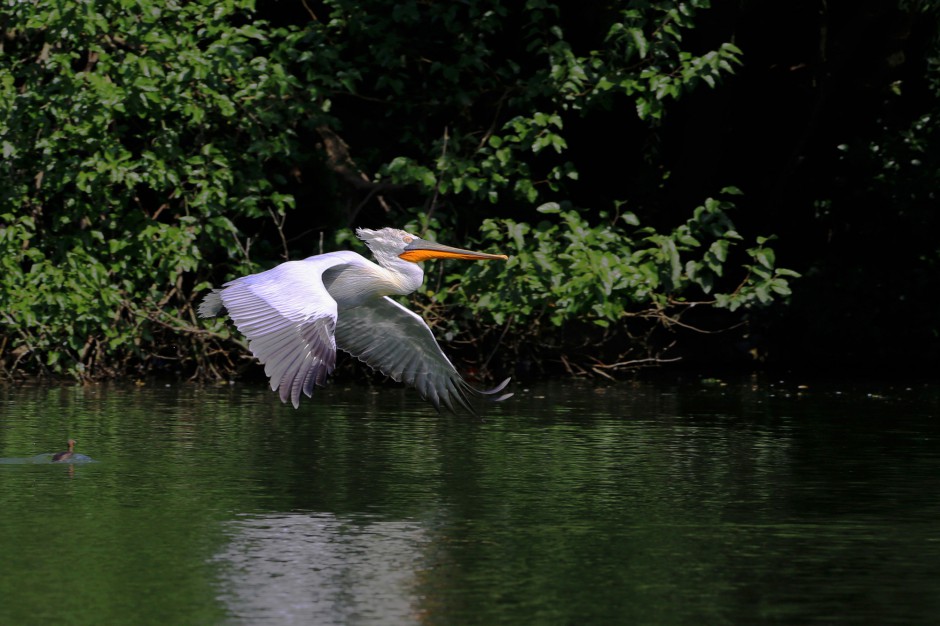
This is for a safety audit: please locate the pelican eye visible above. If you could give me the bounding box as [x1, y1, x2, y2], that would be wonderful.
[402, 236, 413, 244]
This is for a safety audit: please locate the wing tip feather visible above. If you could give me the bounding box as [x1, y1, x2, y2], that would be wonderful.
[477, 377, 511, 396]
[198, 290, 224, 318]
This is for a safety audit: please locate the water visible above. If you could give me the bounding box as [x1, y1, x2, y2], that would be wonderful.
[1, 379, 939, 625]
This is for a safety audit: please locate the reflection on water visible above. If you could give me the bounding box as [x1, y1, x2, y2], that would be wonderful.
[214, 513, 427, 625]
[1, 379, 939, 625]
[0, 454, 96, 464]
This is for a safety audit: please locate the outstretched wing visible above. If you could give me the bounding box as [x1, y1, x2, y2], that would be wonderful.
[335, 297, 512, 414]
[201, 252, 364, 408]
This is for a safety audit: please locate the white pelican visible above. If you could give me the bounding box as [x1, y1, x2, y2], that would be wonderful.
[199, 227, 512, 413]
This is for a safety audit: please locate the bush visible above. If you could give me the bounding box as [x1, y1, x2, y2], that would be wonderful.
[0, 0, 325, 378]
[1, 0, 795, 381]
[410, 192, 796, 376]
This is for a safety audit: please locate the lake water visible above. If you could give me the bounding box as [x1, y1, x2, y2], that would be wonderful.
[1, 378, 938, 625]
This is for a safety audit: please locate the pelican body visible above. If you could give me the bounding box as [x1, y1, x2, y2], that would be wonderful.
[199, 228, 512, 413]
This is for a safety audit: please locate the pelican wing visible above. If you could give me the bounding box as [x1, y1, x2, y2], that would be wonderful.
[202, 252, 365, 408]
[335, 297, 511, 414]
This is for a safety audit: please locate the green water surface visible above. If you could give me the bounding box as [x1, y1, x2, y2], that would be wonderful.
[1, 380, 938, 625]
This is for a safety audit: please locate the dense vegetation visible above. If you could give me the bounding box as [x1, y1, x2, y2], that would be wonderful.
[1, 1, 937, 383]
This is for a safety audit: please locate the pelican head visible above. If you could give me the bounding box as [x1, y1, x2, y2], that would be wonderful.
[356, 227, 508, 268]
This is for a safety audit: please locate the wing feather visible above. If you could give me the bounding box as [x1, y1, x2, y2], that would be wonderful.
[335, 297, 511, 414]
[200, 254, 364, 408]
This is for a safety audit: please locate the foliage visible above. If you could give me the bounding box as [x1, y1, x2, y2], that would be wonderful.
[415, 191, 796, 374]
[0, 0, 327, 378]
[0, 0, 796, 381]
[477, 193, 795, 324]
[292, 0, 787, 373]
[321, 0, 744, 209]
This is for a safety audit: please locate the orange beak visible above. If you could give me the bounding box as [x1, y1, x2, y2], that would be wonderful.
[399, 238, 508, 263]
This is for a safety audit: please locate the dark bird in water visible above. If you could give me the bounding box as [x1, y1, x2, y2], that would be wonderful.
[52, 439, 76, 462]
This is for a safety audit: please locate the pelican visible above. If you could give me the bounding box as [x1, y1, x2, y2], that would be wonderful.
[199, 227, 512, 413]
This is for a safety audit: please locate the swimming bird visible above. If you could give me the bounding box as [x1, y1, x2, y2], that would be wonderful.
[52, 439, 76, 462]
[199, 227, 512, 413]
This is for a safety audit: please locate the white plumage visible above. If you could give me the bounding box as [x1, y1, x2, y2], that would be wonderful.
[199, 227, 512, 413]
